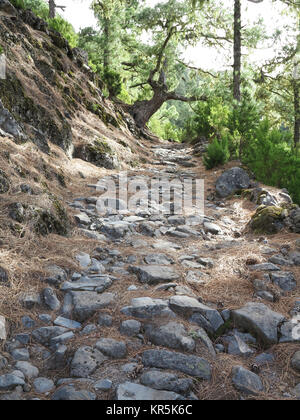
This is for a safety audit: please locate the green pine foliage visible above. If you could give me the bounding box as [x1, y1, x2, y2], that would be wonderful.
[11, 0, 78, 47]
[203, 138, 230, 169]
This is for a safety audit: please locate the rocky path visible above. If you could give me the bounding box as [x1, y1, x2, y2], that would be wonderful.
[0, 142, 300, 400]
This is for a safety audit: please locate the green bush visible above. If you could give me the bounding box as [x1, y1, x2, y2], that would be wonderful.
[242, 120, 299, 204]
[203, 137, 230, 169]
[11, 0, 78, 48]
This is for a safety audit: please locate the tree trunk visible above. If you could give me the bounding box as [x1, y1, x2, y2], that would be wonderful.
[49, 0, 56, 19]
[233, 0, 242, 102]
[103, 17, 111, 72]
[294, 78, 300, 149]
[130, 88, 169, 128]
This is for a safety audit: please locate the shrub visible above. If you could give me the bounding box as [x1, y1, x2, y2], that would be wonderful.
[242, 120, 299, 204]
[203, 137, 230, 169]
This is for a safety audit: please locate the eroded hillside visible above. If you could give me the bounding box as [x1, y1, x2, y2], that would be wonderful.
[0, 2, 299, 402]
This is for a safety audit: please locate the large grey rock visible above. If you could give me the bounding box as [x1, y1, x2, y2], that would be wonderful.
[95, 338, 127, 359]
[231, 302, 285, 346]
[169, 296, 224, 331]
[270, 271, 296, 292]
[232, 366, 264, 395]
[216, 167, 251, 198]
[140, 370, 193, 395]
[61, 276, 112, 292]
[0, 316, 6, 341]
[142, 349, 212, 380]
[70, 346, 107, 378]
[32, 327, 68, 346]
[131, 265, 180, 285]
[116, 382, 184, 401]
[145, 322, 195, 352]
[52, 386, 96, 400]
[249, 263, 280, 272]
[33, 378, 55, 394]
[54, 316, 82, 330]
[121, 297, 176, 320]
[0, 374, 25, 391]
[15, 362, 39, 379]
[70, 292, 115, 322]
[100, 221, 130, 238]
[144, 254, 174, 265]
[120, 320, 141, 337]
[11, 348, 30, 361]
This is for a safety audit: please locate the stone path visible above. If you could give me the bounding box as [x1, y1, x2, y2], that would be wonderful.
[0, 142, 300, 400]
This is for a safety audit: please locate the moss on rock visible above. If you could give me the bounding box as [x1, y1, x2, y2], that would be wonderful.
[249, 205, 286, 234]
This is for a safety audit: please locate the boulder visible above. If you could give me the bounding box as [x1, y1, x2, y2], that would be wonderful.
[142, 349, 212, 380]
[216, 167, 251, 198]
[232, 366, 264, 395]
[231, 302, 285, 346]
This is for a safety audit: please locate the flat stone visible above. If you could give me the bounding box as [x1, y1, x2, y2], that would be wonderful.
[144, 254, 174, 265]
[61, 276, 112, 292]
[0, 374, 25, 391]
[95, 338, 127, 359]
[120, 320, 141, 337]
[94, 379, 113, 391]
[232, 366, 264, 395]
[75, 252, 91, 268]
[152, 240, 181, 250]
[204, 222, 222, 235]
[74, 213, 91, 225]
[131, 265, 180, 285]
[70, 346, 107, 378]
[231, 302, 285, 346]
[140, 370, 193, 395]
[121, 297, 176, 320]
[11, 348, 30, 362]
[32, 327, 69, 346]
[15, 362, 39, 379]
[270, 271, 296, 291]
[33, 378, 55, 394]
[249, 263, 280, 272]
[145, 322, 195, 352]
[142, 349, 212, 380]
[116, 382, 184, 400]
[254, 353, 275, 366]
[169, 295, 224, 331]
[70, 292, 115, 322]
[269, 255, 292, 266]
[52, 386, 96, 401]
[50, 332, 75, 346]
[54, 316, 82, 330]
